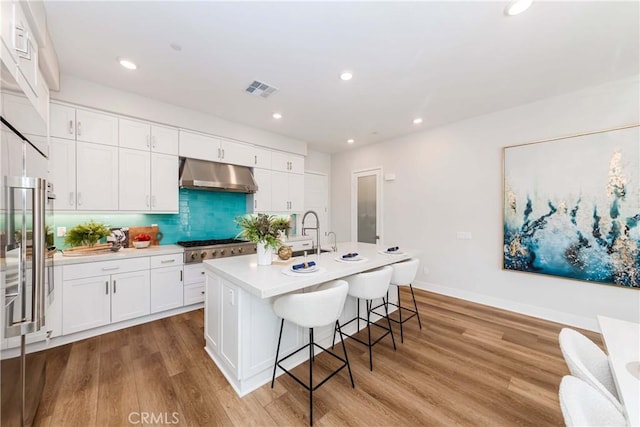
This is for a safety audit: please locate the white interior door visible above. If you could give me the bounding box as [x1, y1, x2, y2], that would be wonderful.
[351, 168, 382, 244]
[304, 172, 329, 246]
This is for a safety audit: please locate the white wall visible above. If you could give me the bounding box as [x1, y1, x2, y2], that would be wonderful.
[331, 75, 640, 331]
[305, 149, 331, 175]
[52, 74, 307, 155]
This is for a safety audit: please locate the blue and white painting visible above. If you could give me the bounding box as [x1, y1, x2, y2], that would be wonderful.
[503, 126, 640, 288]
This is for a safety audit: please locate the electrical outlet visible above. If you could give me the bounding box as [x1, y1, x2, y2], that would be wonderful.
[56, 227, 66, 237]
[456, 231, 473, 240]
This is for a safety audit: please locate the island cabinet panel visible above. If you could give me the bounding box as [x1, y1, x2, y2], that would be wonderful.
[239, 293, 302, 380]
[220, 280, 240, 376]
[205, 274, 221, 354]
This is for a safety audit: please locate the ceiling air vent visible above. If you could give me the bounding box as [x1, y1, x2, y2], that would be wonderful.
[245, 80, 279, 98]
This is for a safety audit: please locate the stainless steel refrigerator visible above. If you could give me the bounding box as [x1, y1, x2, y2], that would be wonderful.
[1, 51, 53, 426]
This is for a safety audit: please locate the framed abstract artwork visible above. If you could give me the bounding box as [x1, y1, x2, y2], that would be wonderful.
[503, 125, 639, 289]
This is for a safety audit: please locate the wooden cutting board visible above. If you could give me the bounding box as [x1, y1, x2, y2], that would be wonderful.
[128, 226, 162, 247]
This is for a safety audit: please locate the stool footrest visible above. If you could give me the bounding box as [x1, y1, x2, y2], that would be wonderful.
[276, 342, 350, 392]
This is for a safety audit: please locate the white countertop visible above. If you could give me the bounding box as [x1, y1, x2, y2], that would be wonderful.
[598, 315, 640, 426]
[53, 244, 184, 266]
[203, 242, 418, 299]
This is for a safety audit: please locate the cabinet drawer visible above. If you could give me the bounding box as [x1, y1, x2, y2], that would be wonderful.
[63, 257, 150, 280]
[150, 253, 183, 269]
[184, 264, 205, 285]
[184, 283, 205, 305]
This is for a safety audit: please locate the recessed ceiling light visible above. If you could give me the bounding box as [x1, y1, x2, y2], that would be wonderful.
[118, 58, 137, 70]
[504, 0, 533, 16]
[340, 71, 353, 81]
[347, 139, 355, 144]
[272, 112, 282, 120]
[413, 118, 423, 124]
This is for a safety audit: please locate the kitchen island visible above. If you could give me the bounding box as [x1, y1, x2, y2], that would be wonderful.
[203, 242, 417, 396]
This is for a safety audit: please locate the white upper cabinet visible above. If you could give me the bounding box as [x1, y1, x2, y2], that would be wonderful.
[179, 131, 258, 167]
[51, 103, 118, 146]
[50, 103, 76, 140]
[271, 151, 304, 174]
[76, 142, 118, 211]
[252, 147, 272, 169]
[49, 137, 76, 210]
[252, 168, 272, 212]
[119, 148, 151, 211]
[151, 152, 178, 212]
[119, 118, 179, 155]
[75, 109, 118, 146]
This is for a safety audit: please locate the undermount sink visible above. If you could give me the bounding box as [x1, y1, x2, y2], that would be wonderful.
[290, 249, 332, 258]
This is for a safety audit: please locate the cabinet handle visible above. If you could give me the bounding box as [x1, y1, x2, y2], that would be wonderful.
[105, 281, 109, 295]
[146, 135, 151, 148]
[69, 192, 74, 206]
[113, 280, 117, 293]
[201, 291, 205, 295]
[180, 270, 183, 281]
[146, 195, 150, 207]
[151, 196, 156, 208]
[201, 271, 205, 275]
[77, 192, 82, 206]
[77, 121, 82, 136]
[152, 135, 157, 149]
[254, 155, 257, 165]
[102, 266, 120, 271]
[217, 148, 221, 159]
[68, 120, 74, 135]
[161, 259, 175, 264]
[221, 149, 225, 159]
[254, 200, 257, 209]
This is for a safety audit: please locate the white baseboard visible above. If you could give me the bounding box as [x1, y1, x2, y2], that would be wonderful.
[413, 280, 599, 332]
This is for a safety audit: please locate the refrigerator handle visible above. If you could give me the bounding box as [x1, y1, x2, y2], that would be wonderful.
[31, 177, 47, 330]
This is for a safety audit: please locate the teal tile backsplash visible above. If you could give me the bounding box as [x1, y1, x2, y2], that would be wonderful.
[53, 189, 247, 249]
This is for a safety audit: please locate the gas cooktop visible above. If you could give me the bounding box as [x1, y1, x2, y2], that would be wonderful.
[177, 238, 246, 248]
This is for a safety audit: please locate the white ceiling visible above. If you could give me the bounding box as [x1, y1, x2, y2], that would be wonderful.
[43, 1, 639, 154]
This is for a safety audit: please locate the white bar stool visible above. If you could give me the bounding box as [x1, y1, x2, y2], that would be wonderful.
[334, 266, 396, 371]
[387, 258, 421, 343]
[271, 280, 354, 426]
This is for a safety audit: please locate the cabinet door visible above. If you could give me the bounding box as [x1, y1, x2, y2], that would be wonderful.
[289, 155, 305, 174]
[76, 142, 118, 210]
[205, 274, 220, 353]
[270, 170, 289, 212]
[2, 93, 47, 138]
[288, 173, 305, 212]
[150, 266, 184, 314]
[49, 137, 76, 210]
[50, 104, 76, 140]
[151, 125, 179, 155]
[270, 151, 290, 172]
[62, 275, 111, 335]
[251, 147, 272, 169]
[178, 131, 219, 162]
[119, 118, 150, 151]
[219, 139, 252, 166]
[76, 109, 118, 146]
[253, 168, 272, 212]
[119, 148, 151, 211]
[111, 270, 150, 323]
[151, 153, 178, 212]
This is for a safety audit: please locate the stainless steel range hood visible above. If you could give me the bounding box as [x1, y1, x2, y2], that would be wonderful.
[179, 158, 258, 193]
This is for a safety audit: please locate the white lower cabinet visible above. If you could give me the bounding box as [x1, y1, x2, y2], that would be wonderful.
[62, 257, 151, 335]
[183, 263, 205, 305]
[150, 266, 184, 314]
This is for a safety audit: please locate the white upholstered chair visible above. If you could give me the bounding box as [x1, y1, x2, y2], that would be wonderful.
[559, 375, 626, 427]
[388, 258, 422, 343]
[271, 280, 354, 426]
[558, 328, 622, 412]
[334, 266, 396, 371]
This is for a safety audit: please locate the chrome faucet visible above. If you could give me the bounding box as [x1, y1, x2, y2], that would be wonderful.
[301, 210, 321, 257]
[327, 231, 338, 252]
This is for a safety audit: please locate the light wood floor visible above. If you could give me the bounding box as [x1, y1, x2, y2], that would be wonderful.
[32, 289, 601, 426]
